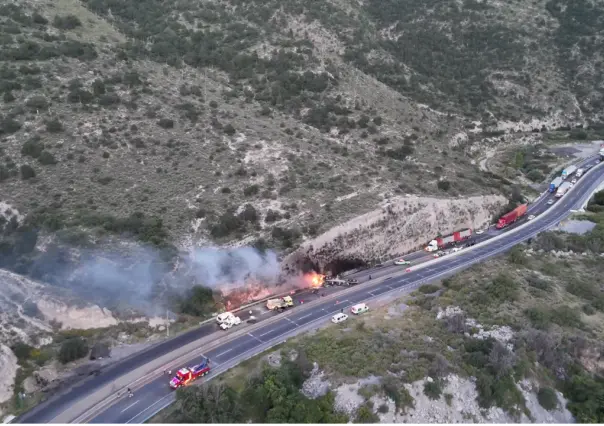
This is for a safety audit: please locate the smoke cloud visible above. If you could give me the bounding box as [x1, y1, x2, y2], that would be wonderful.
[31, 242, 283, 315]
[183, 247, 281, 293]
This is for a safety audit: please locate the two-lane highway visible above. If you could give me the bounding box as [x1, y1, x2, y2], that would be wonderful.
[17, 156, 603, 424]
[89, 159, 604, 423]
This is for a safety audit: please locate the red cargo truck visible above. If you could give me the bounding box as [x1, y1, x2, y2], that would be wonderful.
[425, 228, 472, 251]
[496, 203, 528, 229]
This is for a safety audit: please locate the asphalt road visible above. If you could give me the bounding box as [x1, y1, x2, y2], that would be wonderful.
[17, 156, 602, 424]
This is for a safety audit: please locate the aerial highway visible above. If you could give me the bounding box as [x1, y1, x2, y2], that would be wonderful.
[17, 156, 604, 424]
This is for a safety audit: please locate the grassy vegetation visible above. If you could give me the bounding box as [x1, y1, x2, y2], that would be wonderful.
[170, 356, 348, 423]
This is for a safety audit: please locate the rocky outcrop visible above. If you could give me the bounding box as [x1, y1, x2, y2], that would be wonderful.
[284, 195, 506, 271]
[0, 344, 18, 405]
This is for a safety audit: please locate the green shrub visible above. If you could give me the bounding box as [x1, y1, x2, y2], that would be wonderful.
[437, 180, 451, 191]
[563, 371, 604, 423]
[264, 209, 281, 223]
[53, 14, 82, 30]
[423, 380, 442, 400]
[178, 286, 216, 316]
[486, 273, 519, 303]
[223, 123, 236, 135]
[38, 151, 58, 165]
[3, 91, 16, 103]
[243, 184, 260, 196]
[418, 284, 440, 294]
[382, 377, 414, 413]
[20, 164, 36, 180]
[210, 212, 243, 238]
[45, 118, 64, 133]
[1, 117, 22, 134]
[157, 118, 174, 129]
[25, 95, 49, 111]
[508, 246, 527, 265]
[526, 274, 549, 290]
[58, 337, 88, 364]
[550, 306, 582, 328]
[354, 403, 379, 423]
[21, 137, 44, 158]
[11, 342, 34, 363]
[524, 307, 552, 329]
[537, 387, 558, 411]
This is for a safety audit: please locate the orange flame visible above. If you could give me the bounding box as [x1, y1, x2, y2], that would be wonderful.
[304, 271, 325, 289]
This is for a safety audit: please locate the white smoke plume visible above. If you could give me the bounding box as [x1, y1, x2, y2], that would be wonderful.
[181, 246, 281, 293]
[53, 244, 281, 314]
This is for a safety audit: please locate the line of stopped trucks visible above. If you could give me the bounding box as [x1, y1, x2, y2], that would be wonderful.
[167, 151, 604, 390]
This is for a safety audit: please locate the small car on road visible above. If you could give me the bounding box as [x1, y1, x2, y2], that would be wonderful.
[331, 313, 348, 324]
[528, 215, 536, 220]
[394, 258, 411, 265]
[547, 199, 555, 205]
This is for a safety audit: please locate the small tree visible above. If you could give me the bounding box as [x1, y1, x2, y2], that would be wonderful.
[3, 91, 16, 103]
[45, 118, 64, 133]
[537, 387, 558, 411]
[38, 151, 58, 165]
[223, 124, 236, 136]
[437, 180, 451, 191]
[20, 164, 36, 180]
[53, 14, 82, 30]
[157, 118, 174, 129]
[59, 337, 89, 364]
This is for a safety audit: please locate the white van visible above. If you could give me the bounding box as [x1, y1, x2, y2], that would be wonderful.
[331, 313, 348, 324]
[351, 303, 369, 315]
[216, 312, 235, 324]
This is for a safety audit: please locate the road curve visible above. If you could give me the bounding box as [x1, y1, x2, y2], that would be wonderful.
[17, 156, 603, 424]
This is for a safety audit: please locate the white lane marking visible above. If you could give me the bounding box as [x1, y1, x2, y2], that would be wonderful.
[215, 348, 232, 358]
[367, 291, 375, 296]
[296, 313, 313, 321]
[121, 400, 140, 413]
[285, 317, 299, 326]
[126, 394, 173, 423]
[248, 332, 264, 343]
[260, 310, 272, 316]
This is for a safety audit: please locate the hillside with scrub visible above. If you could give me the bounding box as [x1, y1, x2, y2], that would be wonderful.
[2, 0, 604, 419]
[1, 0, 604, 254]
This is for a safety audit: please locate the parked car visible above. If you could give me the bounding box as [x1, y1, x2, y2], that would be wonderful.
[331, 313, 348, 324]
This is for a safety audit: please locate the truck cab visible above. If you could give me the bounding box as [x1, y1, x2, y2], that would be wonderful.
[169, 358, 211, 389]
[266, 296, 294, 311]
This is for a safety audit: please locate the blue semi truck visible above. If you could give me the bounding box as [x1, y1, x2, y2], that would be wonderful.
[549, 177, 563, 193]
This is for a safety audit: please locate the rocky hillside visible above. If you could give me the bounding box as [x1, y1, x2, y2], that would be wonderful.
[1, 0, 603, 254]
